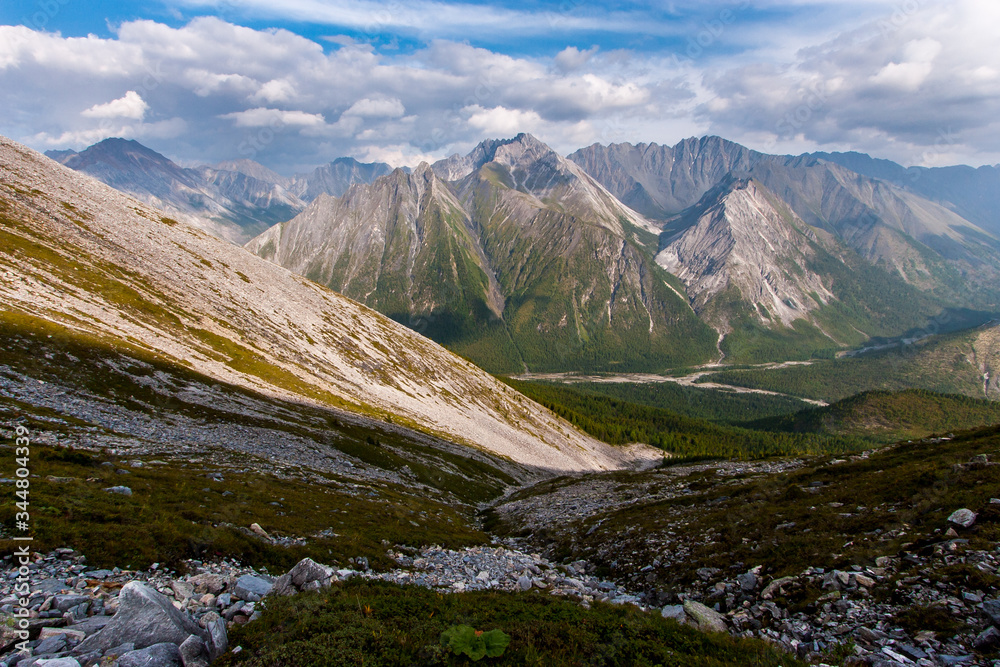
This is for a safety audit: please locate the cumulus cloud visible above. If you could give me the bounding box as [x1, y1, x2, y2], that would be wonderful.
[81, 91, 149, 120]
[554, 46, 599, 72]
[342, 97, 406, 118]
[2, 3, 999, 171]
[221, 107, 326, 127]
[693, 0, 1000, 165]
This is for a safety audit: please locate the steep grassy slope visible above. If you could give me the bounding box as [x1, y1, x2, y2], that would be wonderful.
[0, 135, 648, 478]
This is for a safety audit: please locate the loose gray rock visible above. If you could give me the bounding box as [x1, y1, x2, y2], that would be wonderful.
[983, 598, 1000, 626]
[683, 600, 727, 633]
[116, 642, 183, 667]
[233, 575, 271, 601]
[269, 573, 295, 597]
[185, 574, 224, 596]
[169, 581, 194, 601]
[517, 575, 531, 591]
[203, 615, 227, 661]
[54, 595, 91, 613]
[177, 634, 210, 667]
[103, 486, 132, 496]
[33, 660, 82, 667]
[288, 558, 334, 588]
[973, 625, 1000, 649]
[103, 642, 136, 658]
[68, 616, 110, 638]
[737, 571, 758, 592]
[946, 508, 977, 528]
[34, 634, 68, 655]
[661, 605, 686, 623]
[74, 582, 208, 654]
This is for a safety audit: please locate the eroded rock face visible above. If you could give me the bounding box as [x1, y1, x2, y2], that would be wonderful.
[656, 178, 835, 331]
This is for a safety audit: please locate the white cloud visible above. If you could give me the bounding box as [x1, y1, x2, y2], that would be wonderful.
[465, 106, 544, 136]
[554, 46, 599, 72]
[253, 79, 297, 103]
[81, 91, 149, 120]
[3, 4, 1000, 172]
[342, 97, 406, 118]
[31, 117, 188, 148]
[870, 39, 941, 91]
[221, 107, 326, 127]
[693, 0, 1000, 165]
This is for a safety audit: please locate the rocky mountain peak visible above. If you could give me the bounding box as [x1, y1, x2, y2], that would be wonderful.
[656, 176, 835, 331]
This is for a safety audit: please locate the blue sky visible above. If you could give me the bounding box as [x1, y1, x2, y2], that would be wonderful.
[1, 0, 997, 173]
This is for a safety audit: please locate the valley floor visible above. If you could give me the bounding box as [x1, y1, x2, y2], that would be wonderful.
[513, 360, 829, 406]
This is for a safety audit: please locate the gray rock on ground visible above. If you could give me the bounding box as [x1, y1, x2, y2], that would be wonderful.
[683, 600, 727, 634]
[947, 508, 977, 528]
[73, 582, 210, 655]
[661, 605, 686, 623]
[983, 598, 1000, 626]
[288, 558, 334, 588]
[178, 634, 211, 667]
[116, 642, 183, 667]
[233, 574, 272, 601]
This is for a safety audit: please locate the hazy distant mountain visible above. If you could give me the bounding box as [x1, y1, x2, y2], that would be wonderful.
[251, 134, 718, 372]
[288, 157, 394, 202]
[213, 158, 288, 187]
[48, 138, 304, 243]
[806, 151, 1000, 238]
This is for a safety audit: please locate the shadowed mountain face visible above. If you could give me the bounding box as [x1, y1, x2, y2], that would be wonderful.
[9, 135, 652, 478]
[250, 134, 719, 373]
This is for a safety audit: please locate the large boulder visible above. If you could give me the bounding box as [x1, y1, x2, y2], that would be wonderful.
[233, 575, 272, 601]
[116, 642, 183, 667]
[288, 558, 334, 588]
[947, 508, 977, 528]
[73, 582, 210, 655]
[683, 600, 727, 634]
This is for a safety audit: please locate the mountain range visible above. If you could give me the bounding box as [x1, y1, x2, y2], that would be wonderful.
[50, 133, 1000, 372]
[248, 134, 719, 373]
[46, 140, 395, 243]
[246, 134, 1000, 370]
[5, 135, 649, 478]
